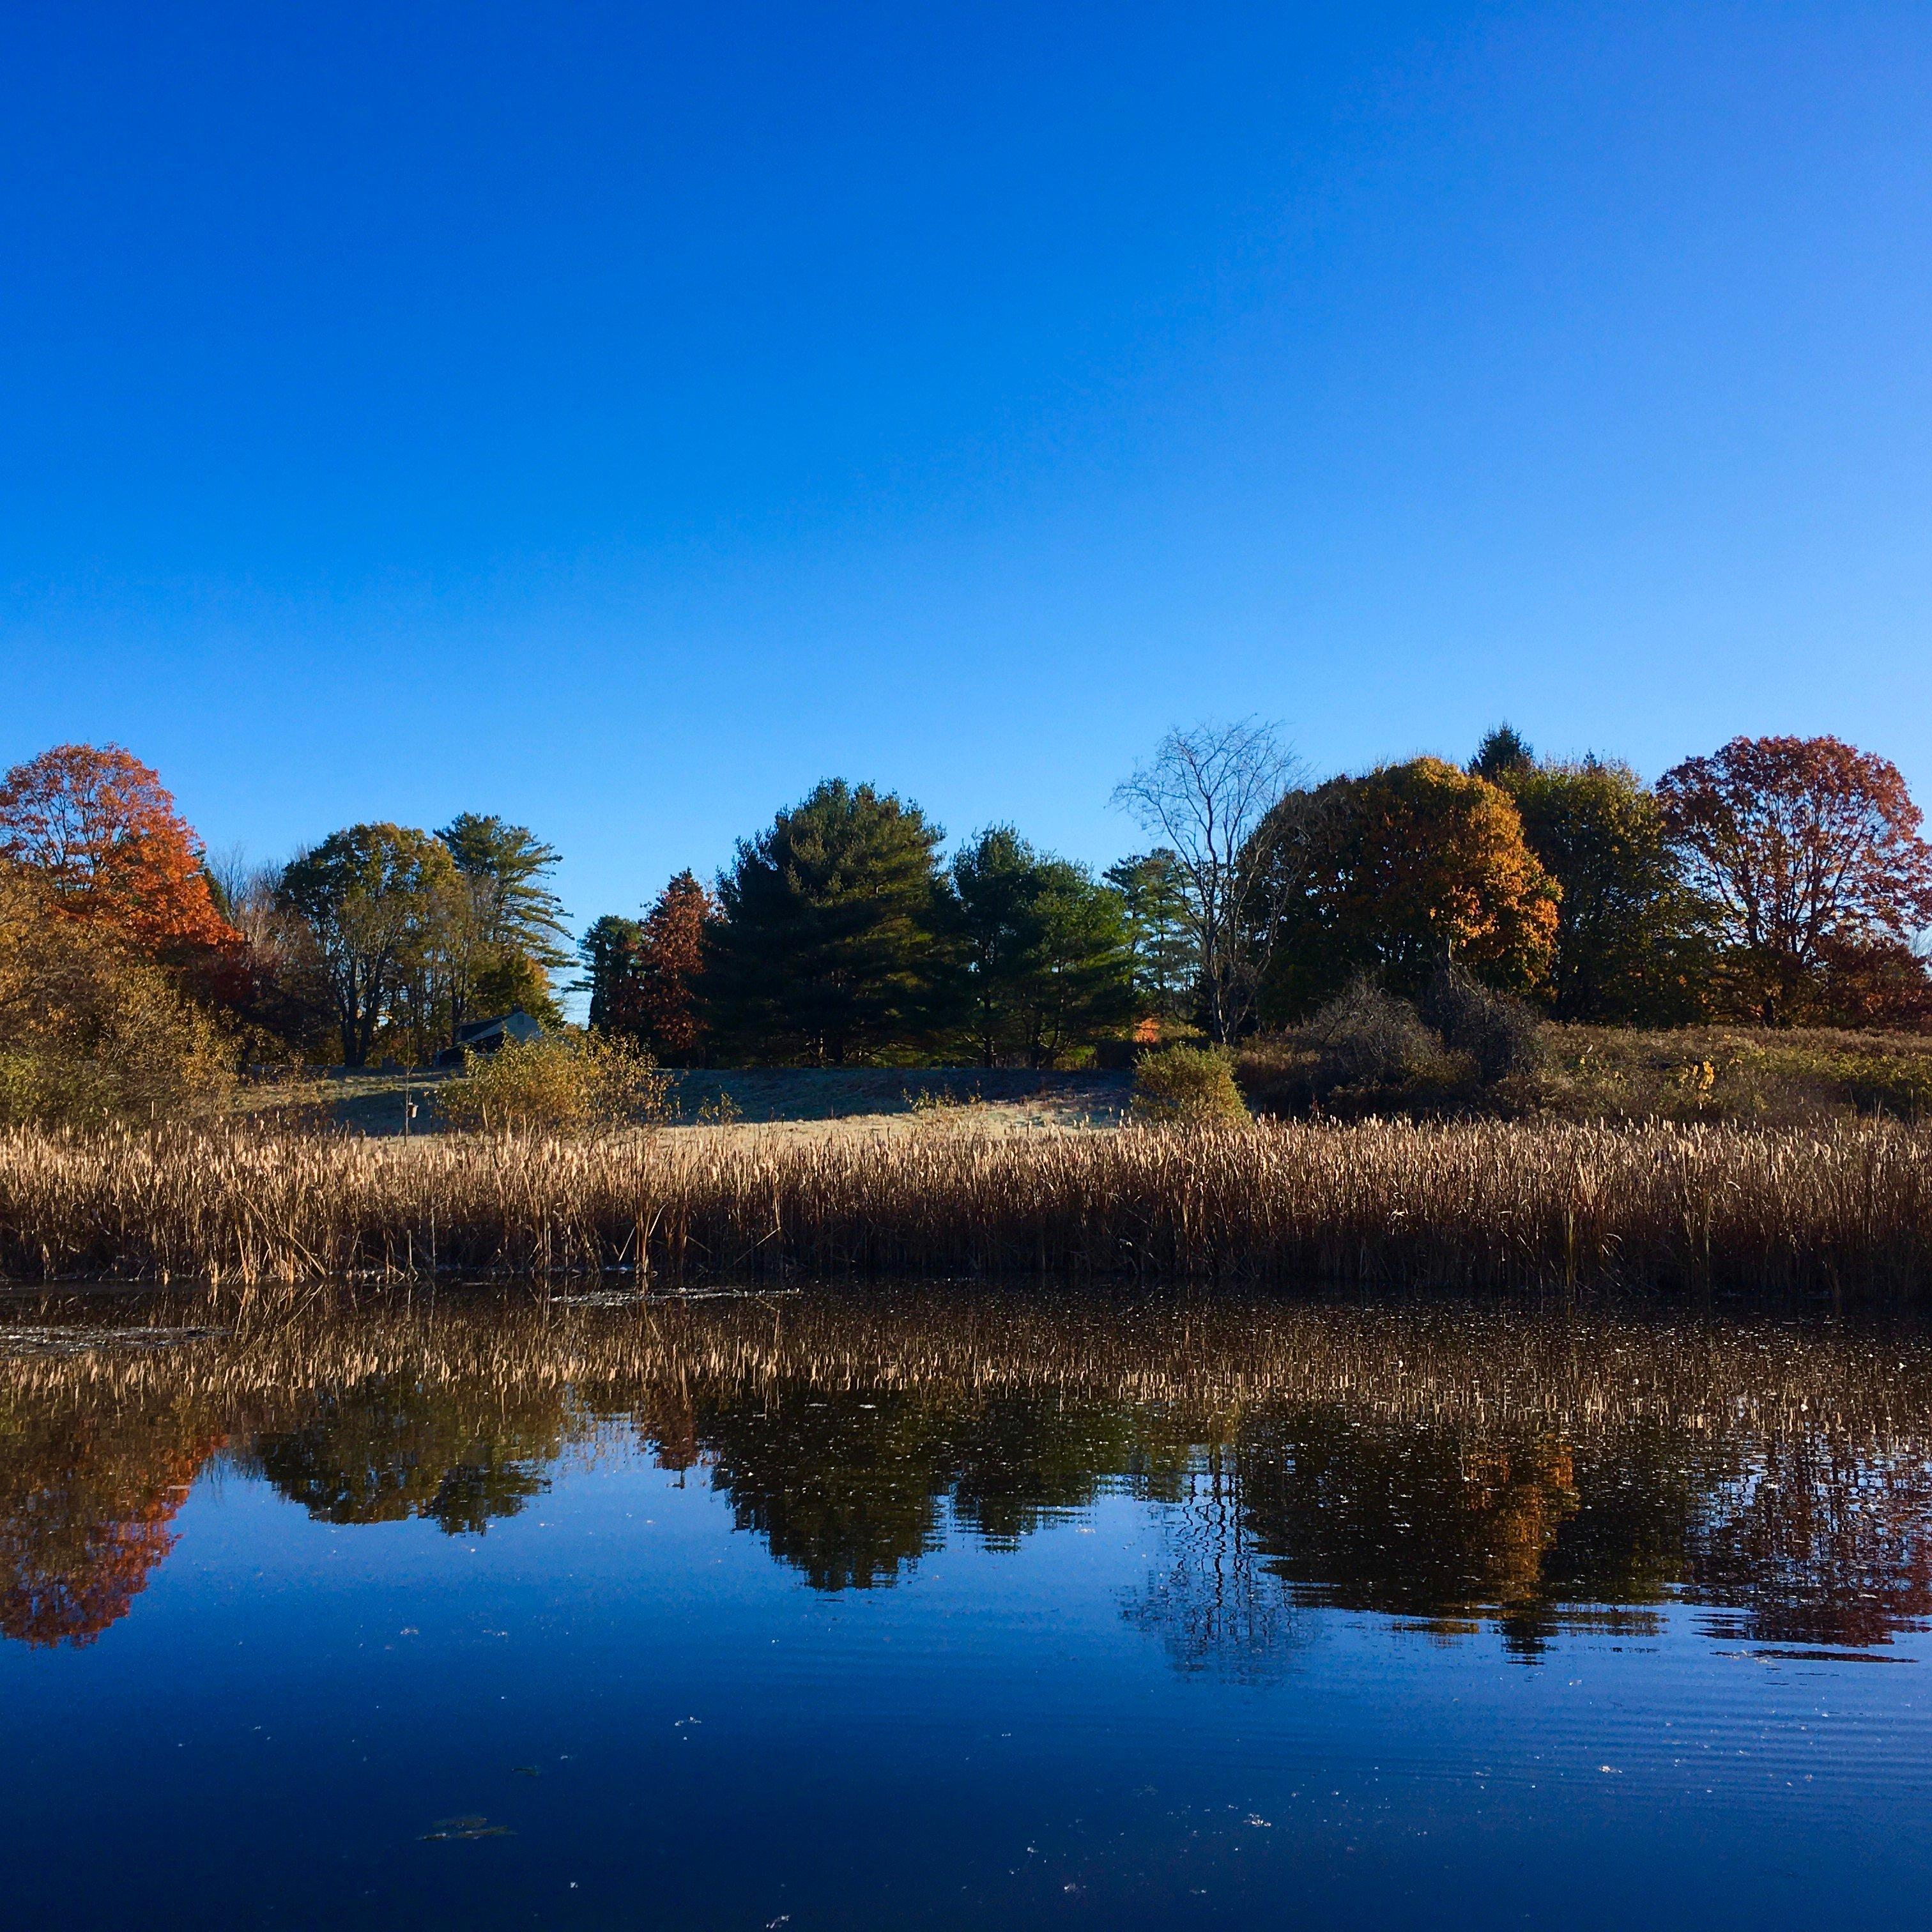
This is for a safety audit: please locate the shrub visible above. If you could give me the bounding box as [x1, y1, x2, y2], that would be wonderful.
[1422, 965, 1544, 1084]
[1131, 1044, 1249, 1126]
[1305, 981, 1442, 1092]
[0, 871, 234, 1127]
[438, 1033, 673, 1135]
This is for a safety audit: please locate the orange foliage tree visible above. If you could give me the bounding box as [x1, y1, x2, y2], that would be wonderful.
[0, 744, 239, 958]
[576, 871, 713, 1061]
[1658, 735, 1932, 1023]
[634, 870, 712, 1062]
[1260, 757, 1560, 1017]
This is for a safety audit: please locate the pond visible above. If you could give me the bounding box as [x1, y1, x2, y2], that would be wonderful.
[3, 1284, 1930, 1929]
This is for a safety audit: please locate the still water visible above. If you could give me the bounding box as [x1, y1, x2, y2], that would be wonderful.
[3, 1284, 1931, 1929]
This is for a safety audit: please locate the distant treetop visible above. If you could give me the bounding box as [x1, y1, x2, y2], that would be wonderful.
[1470, 724, 1535, 781]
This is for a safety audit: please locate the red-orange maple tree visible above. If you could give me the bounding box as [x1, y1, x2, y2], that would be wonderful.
[0, 744, 240, 956]
[1657, 735, 1932, 975]
[634, 870, 712, 1061]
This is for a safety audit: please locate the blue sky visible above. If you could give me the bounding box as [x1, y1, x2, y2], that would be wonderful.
[5, 1, 1929, 942]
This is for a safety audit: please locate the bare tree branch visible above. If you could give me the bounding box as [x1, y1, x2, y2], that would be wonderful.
[1112, 719, 1303, 1041]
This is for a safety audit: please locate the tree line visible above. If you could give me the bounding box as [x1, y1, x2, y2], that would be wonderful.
[1, 723, 1928, 1110]
[580, 723, 1932, 1062]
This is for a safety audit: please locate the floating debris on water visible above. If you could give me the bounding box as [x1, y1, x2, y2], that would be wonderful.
[420, 1816, 513, 1842]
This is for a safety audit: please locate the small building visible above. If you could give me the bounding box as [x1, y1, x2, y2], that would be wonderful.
[434, 1008, 544, 1068]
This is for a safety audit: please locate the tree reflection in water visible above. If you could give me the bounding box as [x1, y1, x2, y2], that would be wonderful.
[245, 1375, 561, 1535]
[1123, 1450, 1305, 1683]
[0, 1388, 223, 1646]
[1, 1288, 1931, 1660]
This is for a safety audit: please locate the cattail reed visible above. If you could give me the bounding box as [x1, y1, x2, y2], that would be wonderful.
[1, 1117, 1930, 1298]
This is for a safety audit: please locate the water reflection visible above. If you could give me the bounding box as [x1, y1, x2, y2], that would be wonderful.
[3, 1288, 1931, 1660]
[0, 1387, 222, 1646]
[246, 1376, 559, 1535]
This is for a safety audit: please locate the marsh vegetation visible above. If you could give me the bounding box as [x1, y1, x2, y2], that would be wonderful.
[4, 1114, 1932, 1296]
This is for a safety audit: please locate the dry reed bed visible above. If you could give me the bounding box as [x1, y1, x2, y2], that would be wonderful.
[4, 1117, 1932, 1296]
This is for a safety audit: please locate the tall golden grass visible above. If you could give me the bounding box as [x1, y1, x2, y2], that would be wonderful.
[3, 1116, 1931, 1295]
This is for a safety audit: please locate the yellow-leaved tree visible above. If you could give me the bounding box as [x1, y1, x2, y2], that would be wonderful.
[1257, 757, 1560, 1020]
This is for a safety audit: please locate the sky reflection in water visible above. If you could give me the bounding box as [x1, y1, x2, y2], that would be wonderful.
[3, 1286, 1930, 1929]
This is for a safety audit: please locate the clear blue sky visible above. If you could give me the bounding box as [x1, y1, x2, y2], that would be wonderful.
[6, 2, 1929, 946]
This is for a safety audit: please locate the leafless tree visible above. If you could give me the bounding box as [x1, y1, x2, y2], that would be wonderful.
[1111, 719, 1303, 1041]
[204, 844, 284, 947]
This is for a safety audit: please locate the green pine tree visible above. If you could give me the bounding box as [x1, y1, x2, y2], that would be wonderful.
[703, 780, 951, 1064]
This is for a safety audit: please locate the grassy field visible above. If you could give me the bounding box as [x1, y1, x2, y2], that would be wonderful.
[229, 1027, 1932, 1145]
[6, 1114, 1932, 1298]
[1238, 1022, 1932, 1124]
[235, 1066, 1133, 1138]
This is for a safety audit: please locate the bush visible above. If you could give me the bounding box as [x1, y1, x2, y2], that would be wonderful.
[1305, 981, 1442, 1092]
[1131, 1044, 1249, 1126]
[1422, 965, 1544, 1084]
[438, 1032, 673, 1135]
[0, 874, 234, 1128]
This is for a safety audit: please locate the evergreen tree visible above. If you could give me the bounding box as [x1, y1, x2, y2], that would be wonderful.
[703, 781, 951, 1064]
[954, 829, 1137, 1066]
[436, 813, 572, 966]
[952, 827, 1042, 1066]
[1104, 850, 1197, 1020]
[436, 813, 571, 1031]
[1017, 861, 1137, 1068]
[577, 915, 645, 1034]
[1470, 724, 1535, 782]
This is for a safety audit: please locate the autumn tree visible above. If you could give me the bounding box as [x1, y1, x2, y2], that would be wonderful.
[581, 877, 712, 1060]
[1496, 757, 1708, 1023]
[0, 1387, 224, 1646]
[1657, 735, 1932, 1024]
[703, 781, 951, 1065]
[275, 824, 463, 1067]
[632, 871, 712, 1062]
[0, 861, 235, 1125]
[1259, 757, 1560, 1019]
[0, 744, 238, 958]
